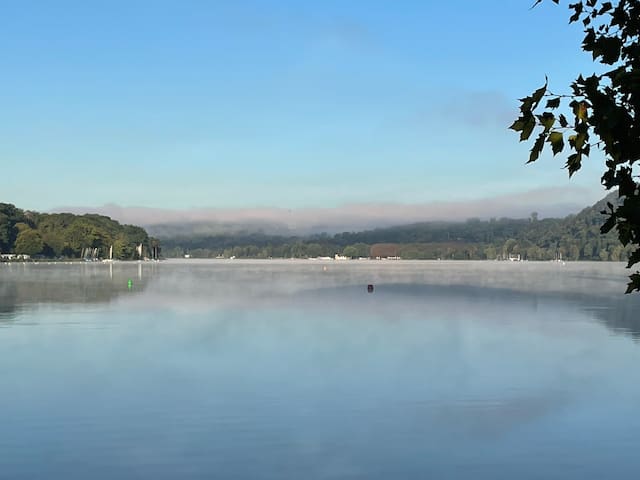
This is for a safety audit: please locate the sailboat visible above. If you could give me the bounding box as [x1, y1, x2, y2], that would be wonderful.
[102, 245, 114, 263]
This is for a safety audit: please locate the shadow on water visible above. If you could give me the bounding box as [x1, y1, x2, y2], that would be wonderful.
[580, 295, 640, 340]
[0, 262, 153, 323]
[401, 283, 640, 341]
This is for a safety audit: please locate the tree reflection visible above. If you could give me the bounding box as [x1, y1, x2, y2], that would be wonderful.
[0, 263, 153, 322]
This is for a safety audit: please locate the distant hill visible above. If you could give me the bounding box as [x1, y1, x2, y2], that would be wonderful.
[4, 193, 623, 262]
[57, 188, 591, 238]
[160, 192, 629, 261]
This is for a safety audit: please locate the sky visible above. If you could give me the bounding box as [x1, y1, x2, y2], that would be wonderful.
[1, 0, 610, 220]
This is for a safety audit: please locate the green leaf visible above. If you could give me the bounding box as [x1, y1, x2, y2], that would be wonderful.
[583, 28, 596, 50]
[528, 133, 546, 163]
[545, 97, 560, 109]
[625, 273, 640, 294]
[558, 114, 568, 127]
[509, 119, 525, 131]
[527, 132, 545, 163]
[537, 112, 555, 132]
[531, 81, 547, 108]
[601, 211, 617, 234]
[571, 101, 588, 121]
[566, 152, 582, 176]
[569, 1, 584, 24]
[626, 249, 640, 268]
[599, 2, 612, 14]
[597, 36, 622, 64]
[548, 131, 564, 155]
[519, 96, 534, 113]
[520, 117, 536, 141]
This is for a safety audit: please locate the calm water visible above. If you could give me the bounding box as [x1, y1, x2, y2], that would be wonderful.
[1, 260, 640, 479]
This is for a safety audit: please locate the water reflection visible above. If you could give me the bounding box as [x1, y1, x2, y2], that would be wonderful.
[0, 262, 153, 322]
[2, 260, 640, 479]
[128, 260, 640, 341]
[2, 260, 639, 339]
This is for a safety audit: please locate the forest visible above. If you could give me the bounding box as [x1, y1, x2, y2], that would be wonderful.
[161, 193, 632, 261]
[0, 203, 154, 260]
[2, 193, 630, 262]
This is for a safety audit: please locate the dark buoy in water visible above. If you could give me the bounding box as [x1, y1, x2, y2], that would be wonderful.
[367, 284, 374, 293]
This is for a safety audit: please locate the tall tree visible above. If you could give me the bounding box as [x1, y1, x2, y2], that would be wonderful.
[511, 0, 640, 292]
[0, 203, 26, 252]
[14, 228, 44, 256]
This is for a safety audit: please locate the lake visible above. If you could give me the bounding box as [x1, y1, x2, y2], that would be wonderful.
[1, 260, 640, 479]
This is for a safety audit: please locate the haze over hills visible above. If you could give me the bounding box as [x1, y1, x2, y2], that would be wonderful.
[2, 191, 627, 263]
[53, 187, 600, 237]
[155, 192, 628, 262]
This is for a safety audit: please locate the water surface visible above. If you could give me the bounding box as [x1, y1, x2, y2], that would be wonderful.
[1, 260, 639, 479]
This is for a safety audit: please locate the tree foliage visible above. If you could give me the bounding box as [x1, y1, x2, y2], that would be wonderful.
[15, 228, 44, 255]
[0, 203, 154, 260]
[511, 0, 640, 292]
[161, 193, 632, 262]
[0, 203, 24, 253]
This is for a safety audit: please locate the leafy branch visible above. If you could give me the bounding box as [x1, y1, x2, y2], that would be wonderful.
[512, 0, 640, 293]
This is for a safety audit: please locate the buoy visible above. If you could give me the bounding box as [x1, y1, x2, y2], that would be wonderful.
[367, 284, 374, 293]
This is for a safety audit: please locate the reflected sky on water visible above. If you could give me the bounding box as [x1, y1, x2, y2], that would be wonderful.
[1, 260, 640, 479]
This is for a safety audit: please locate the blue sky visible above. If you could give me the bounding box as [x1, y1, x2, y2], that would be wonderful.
[1, 0, 608, 213]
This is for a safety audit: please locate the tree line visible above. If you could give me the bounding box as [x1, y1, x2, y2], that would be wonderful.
[3, 192, 628, 262]
[162, 193, 632, 261]
[0, 203, 154, 260]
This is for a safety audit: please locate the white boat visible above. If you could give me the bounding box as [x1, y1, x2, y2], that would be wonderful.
[102, 245, 114, 263]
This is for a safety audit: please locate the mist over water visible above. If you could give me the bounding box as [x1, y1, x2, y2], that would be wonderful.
[1, 260, 639, 479]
